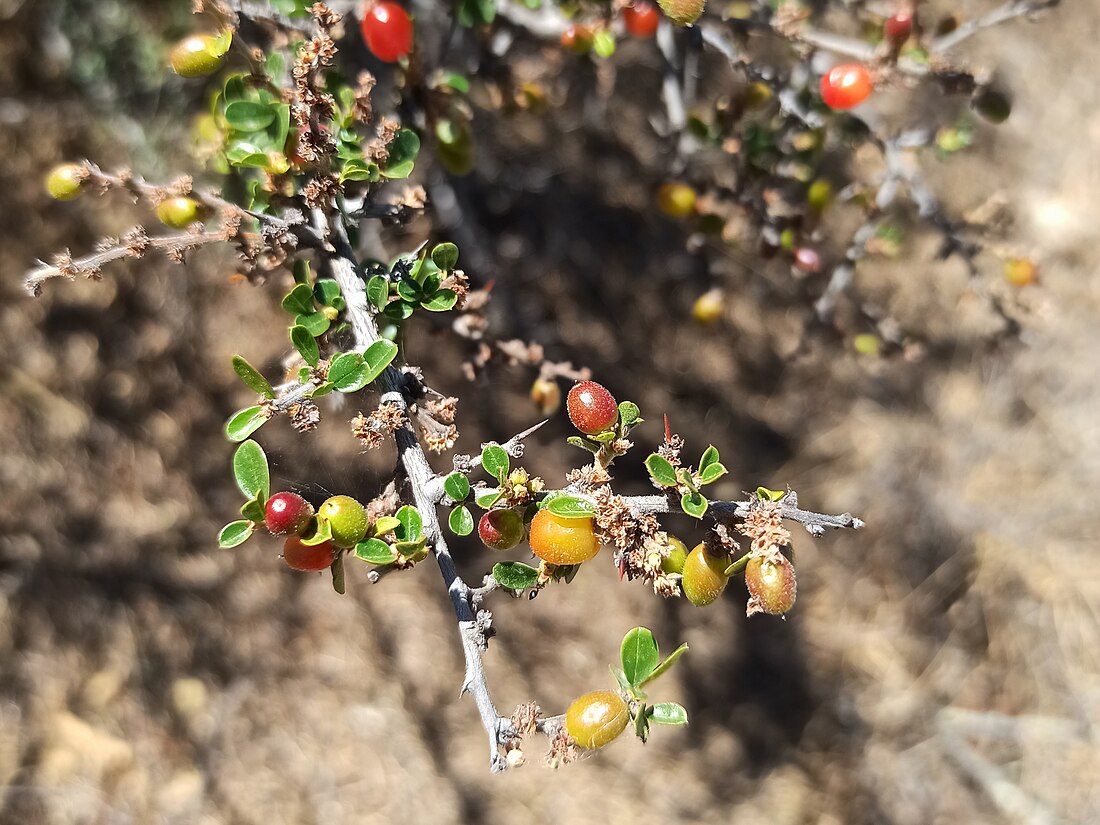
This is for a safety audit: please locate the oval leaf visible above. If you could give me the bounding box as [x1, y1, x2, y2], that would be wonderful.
[492, 561, 540, 591]
[449, 505, 474, 536]
[225, 100, 276, 132]
[218, 520, 253, 549]
[225, 405, 269, 442]
[640, 642, 688, 687]
[645, 454, 678, 487]
[361, 339, 399, 384]
[328, 352, 364, 391]
[290, 324, 319, 366]
[681, 491, 708, 519]
[366, 275, 389, 311]
[420, 289, 458, 312]
[232, 439, 270, 501]
[431, 242, 459, 271]
[699, 445, 720, 472]
[381, 129, 420, 179]
[699, 462, 728, 485]
[443, 472, 471, 503]
[232, 355, 276, 399]
[394, 505, 422, 542]
[620, 627, 660, 688]
[474, 488, 502, 509]
[649, 702, 689, 726]
[481, 443, 509, 481]
[618, 401, 642, 428]
[545, 495, 596, 519]
[355, 537, 397, 565]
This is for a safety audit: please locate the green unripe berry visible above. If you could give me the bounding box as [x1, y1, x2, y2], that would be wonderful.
[155, 197, 206, 229]
[565, 691, 629, 749]
[657, 0, 705, 26]
[169, 34, 226, 78]
[46, 164, 86, 201]
[319, 495, 369, 548]
[661, 535, 689, 575]
[681, 543, 729, 606]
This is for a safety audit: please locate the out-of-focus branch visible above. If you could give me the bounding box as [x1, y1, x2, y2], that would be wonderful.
[931, 0, 1061, 53]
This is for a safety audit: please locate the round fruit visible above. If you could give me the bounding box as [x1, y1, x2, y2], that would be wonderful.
[884, 8, 913, 44]
[681, 543, 730, 606]
[565, 691, 629, 749]
[820, 64, 874, 110]
[265, 492, 315, 536]
[744, 555, 797, 615]
[692, 289, 724, 325]
[806, 178, 834, 214]
[46, 164, 85, 201]
[744, 81, 773, 109]
[478, 509, 525, 551]
[282, 536, 335, 572]
[560, 24, 593, 54]
[319, 495, 369, 548]
[361, 1, 414, 63]
[661, 535, 689, 575]
[793, 247, 821, 273]
[656, 182, 696, 218]
[657, 0, 705, 26]
[566, 381, 618, 435]
[623, 1, 661, 37]
[1003, 257, 1038, 287]
[530, 377, 562, 416]
[528, 509, 600, 566]
[169, 34, 225, 78]
[972, 87, 1012, 124]
[155, 197, 206, 229]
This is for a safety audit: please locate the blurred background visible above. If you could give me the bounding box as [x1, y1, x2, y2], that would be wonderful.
[2, 1, 1099, 823]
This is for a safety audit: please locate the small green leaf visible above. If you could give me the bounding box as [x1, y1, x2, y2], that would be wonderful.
[610, 665, 632, 693]
[225, 405, 269, 442]
[618, 401, 642, 428]
[431, 242, 459, 271]
[420, 289, 458, 312]
[474, 488, 503, 509]
[442, 72, 469, 93]
[225, 100, 276, 132]
[699, 445, 720, 472]
[443, 472, 471, 502]
[309, 381, 334, 398]
[649, 702, 688, 726]
[449, 505, 474, 536]
[232, 355, 276, 399]
[681, 491, 708, 519]
[382, 300, 416, 321]
[457, 0, 496, 26]
[290, 325, 319, 366]
[240, 494, 265, 523]
[481, 443, 509, 481]
[292, 259, 312, 286]
[634, 704, 650, 743]
[699, 462, 728, 485]
[300, 516, 332, 546]
[645, 454, 678, 487]
[492, 561, 540, 591]
[340, 158, 380, 183]
[756, 486, 786, 502]
[361, 339, 399, 384]
[328, 352, 364, 391]
[282, 284, 315, 316]
[295, 311, 330, 337]
[371, 516, 402, 536]
[396, 279, 422, 303]
[545, 495, 596, 519]
[621, 627, 660, 688]
[314, 279, 343, 308]
[366, 275, 389, 311]
[355, 537, 397, 565]
[232, 439, 270, 501]
[640, 642, 688, 687]
[330, 554, 346, 594]
[566, 436, 601, 454]
[381, 129, 420, 179]
[394, 505, 422, 542]
[218, 520, 253, 548]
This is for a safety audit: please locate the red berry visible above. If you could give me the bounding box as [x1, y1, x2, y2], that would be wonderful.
[282, 537, 335, 572]
[560, 24, 593, 54]
[793, 247, 821, 273]
[566, 381, 618, 435]
[361, 1, 414, 63]
[265, 492, 314, 536]
[623, 2, 660, 37]
[478, 509, 525, 551]
[884, 8, 914, 44]
[744, 555, 797, 615]
[820, 64, 873, 110]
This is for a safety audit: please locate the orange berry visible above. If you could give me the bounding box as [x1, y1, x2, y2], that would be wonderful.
[528, 508, 600, 565]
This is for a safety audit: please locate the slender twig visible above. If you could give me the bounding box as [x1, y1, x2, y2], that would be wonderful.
[931, 0, 1061, 53]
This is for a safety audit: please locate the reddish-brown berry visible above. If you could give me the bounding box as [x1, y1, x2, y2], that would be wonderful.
[820, 64, 873, 110]
[528, 509, 600, 566]
[565, 691, 629, 748]
[560, 24, 593, 54]
[744, 555, 797, 615]
[478, 509, 525, 551]
[884, 8, 914, 44]
[283, 536, 335, 572]
[265, 492, 314, 536]
[566, 381, 618, 435]
[361, 1, 414, 63]
[623, 1, 661, 37]
[793, 247, 821, 273]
